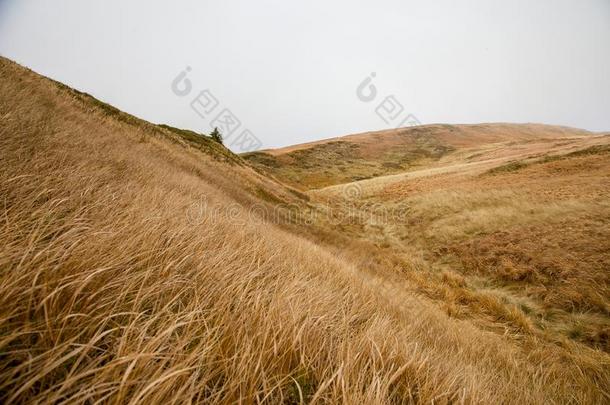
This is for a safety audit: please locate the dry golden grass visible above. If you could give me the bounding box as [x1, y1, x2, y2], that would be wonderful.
[305, 129, 610, 369]
[1, 56, 609, 404]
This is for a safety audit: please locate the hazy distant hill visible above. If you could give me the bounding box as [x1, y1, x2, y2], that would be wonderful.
[243, 123, 593, 189]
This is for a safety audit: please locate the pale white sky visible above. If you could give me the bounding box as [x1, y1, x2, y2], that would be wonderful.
[1, 0, 609, 151]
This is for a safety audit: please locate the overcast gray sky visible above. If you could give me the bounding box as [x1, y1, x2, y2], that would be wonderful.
[1, 0, 609, 151]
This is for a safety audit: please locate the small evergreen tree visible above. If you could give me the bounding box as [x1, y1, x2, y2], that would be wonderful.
[210, 127, 223, 144]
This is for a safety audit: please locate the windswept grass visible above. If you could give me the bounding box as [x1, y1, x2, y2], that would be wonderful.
[1, 56, 609, 404]
[310, 134, 610, 359]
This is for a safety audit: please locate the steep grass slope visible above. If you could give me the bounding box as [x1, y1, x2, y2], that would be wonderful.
[1, 56, 609, 404]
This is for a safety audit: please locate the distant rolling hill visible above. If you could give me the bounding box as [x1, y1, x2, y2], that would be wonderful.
[243, 123, 595, 189]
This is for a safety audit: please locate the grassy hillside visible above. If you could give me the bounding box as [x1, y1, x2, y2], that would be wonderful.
[1, 56, 609, 404]
[243, 123, 593, 190]
[309, 138, 610, 351]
